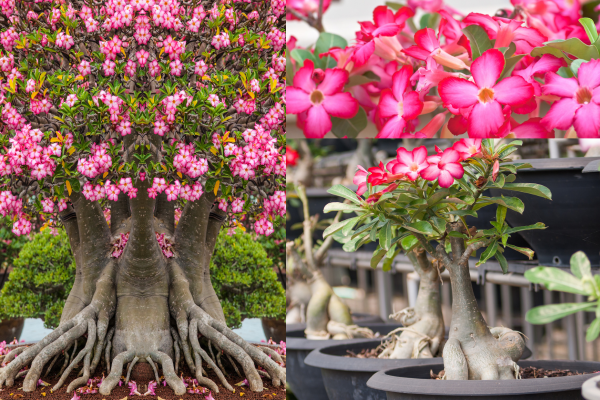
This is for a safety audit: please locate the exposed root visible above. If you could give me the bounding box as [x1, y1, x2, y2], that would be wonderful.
[52, 319, 97, 392]
[125, 356, 139, 384]
[258, 346, 283, 364]
[2, 346, 28, 366]
[216, 350, 227, 377]
[104, 329, 114, 375]
[99, 350, 134, 395]
[169, 328, 181, 375]
[66, 351, 91, 393]
[193, 352, 219, 393]
[226, 354, 241, 377]
[146, 356, 161, 384]
[90, 323, 112, 375]
[148, 351, 186, 395]
[189, 319, 232, 392]
[45, 353, 60, 377]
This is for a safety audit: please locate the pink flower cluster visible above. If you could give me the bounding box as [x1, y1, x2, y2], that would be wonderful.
[156, 232, 173, 257]
[172, 143, 208, 178]
[264, 191, 285, 218]
[2, 124, 58, 181]
[111, 232, 129, 258]
[254, 217, 274, 236]
[77, 142, 112, 179]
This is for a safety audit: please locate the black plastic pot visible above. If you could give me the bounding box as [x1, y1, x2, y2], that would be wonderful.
[304, 339, 439, 400]
[286, 323, 401, 400]
[303, 336, 532, 400]
[489, 157, 600, 267]
[367, 360, 600, 399]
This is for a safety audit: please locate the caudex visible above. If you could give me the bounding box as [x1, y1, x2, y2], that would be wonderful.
[324, 139, 551, 378]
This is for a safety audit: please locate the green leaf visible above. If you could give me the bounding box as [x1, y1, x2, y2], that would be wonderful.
[543, 38, 599, 61]
[495, 251, 508, 274]
[430, 217, 447, 234]
[401, 235, 419, 251]
[462, 25, 493, 60]
[448, 231, 468, 239]
[341, 216, 363, 236]
[570, 59, 587, 77]
[447, 210, 478, 218]
[404, 221, 434, 236]
[587, 318, 600, 342]
[526, 302, 595, 325]
[323, 219, 352, 238]
[323, 202, 363, 213]
[571, 251, 592, 280]
[496, 205, 507, 226]
[475, 195, 525, 213]
[505, 222, 546, 235]
[506, 244, 535, 260]
[383, 246, 401, 272]
[371, 247, 387, 269]
[315, 32, 348, 55]
[385, 1, 403, 11]
[290, 49, 319, 66]
[557, 66, 575, 78]
[327, 184, 361, 204]
[531, 45, 573, 64]
[525, 266, 589, 295]
[331, 107, 368, 139]
[477, 241, 498, 266]
[343, 232, 368, 252]
[379, 222, 392, 250]
[580, 17, 599, 44]
[499, 54, 524, 81]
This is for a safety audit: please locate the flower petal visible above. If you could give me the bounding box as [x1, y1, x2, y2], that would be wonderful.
[286, 87, 312, 114]
[576, 59, 600, 90]
[467, 101, 504, 138]
[402, 91, 424, 119]
[352, 41, 375, 67]
[303, 105, 332, 138]
[392, 65, 413, 100]
[395, 147, 414, 166]
[293, 59, 316, 93]
[437, 170, 456, 188]
[420, 164, 441, 182]
[403, 45, 431, 61]
[414, 28, 440, 52]
[493, 76, 533, 106]
[413, 145, 428, 164]
[438, 77, 479, 108]
[440, 148, 461, 164]
[512, 118, 554, 138]
[573, 102, 600, 138]
[318, 68, 349, 96]
[540, 97, 579, 131]
[443, 161, 464, 178]
[376, 115, 406, 138]
[373, 5, 393, 27]
[372, 23, 401, 37]
[471, 49, 504, 89]
[378, 89, 400, 118]
[322, 92, 359, 118]
[541, 72, 579, 98]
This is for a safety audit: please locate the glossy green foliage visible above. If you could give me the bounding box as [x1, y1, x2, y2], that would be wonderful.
[0, 230, 75, 329]
[211, 229, 285, 329]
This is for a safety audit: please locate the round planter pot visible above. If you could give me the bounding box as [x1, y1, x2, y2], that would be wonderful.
[0, 317, 24, 343]
[582, 374, 600, 400]
[304, 339, 440, 400]
[489, 157, 600, 267]
[261, 317, 286, 343]
[286, 323, 401, 400]
[367, 360, 600, 400]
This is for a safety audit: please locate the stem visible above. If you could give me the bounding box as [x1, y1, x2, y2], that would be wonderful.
[296, 185, 316, 272]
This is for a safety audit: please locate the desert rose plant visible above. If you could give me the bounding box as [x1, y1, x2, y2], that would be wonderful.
[324, 139, 552, 379]
[525, 251, 600, 342]
[0, 0, 286, 395]
[286, 184, 374, 339]
[287, 0, 600, 138]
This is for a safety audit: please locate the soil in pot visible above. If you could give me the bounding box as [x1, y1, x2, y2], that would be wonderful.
[286, 323, 400, 400]
[367, 360, 600, 400]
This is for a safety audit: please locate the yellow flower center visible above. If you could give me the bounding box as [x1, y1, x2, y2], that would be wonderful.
[478, 87, 495, 103]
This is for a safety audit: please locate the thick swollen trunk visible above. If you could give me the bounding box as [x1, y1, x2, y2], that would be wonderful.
[440, 222, 525, 380]
[382, 249, 444, 359]
[0, 178, 285, 396]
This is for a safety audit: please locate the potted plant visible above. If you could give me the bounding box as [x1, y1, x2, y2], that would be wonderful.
[524, 251, 600, 400]
[318, 139, 599, 398]
[208, 228, 287, 343]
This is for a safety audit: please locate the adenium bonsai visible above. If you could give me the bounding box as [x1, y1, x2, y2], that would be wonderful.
[324, 139, 552, 379]
[287, 0, 600, 139]
[0, 0, 286, 395]
[286, 184, 373, 340]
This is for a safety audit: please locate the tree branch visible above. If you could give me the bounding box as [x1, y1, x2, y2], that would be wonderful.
[459, 242, 487, 267]
[296, 185, 316, 272]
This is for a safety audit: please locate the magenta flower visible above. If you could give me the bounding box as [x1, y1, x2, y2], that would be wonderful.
[143, 380, 157, 396]
[376, 66, 423, 138]
[438, 49, 534, 138]
[403, 28, 468, 70]
[287, 60, 358, 138]
[452, 139, 482, 161]
[387, 146, 428, 180]
[353, 166, 368, 196]
[540, 59, 600, 138]
[421, 148, 464, 188]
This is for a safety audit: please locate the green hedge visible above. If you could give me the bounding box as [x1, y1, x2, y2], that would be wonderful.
[0, 230, 75, 329]
[210, 229, 286, 329]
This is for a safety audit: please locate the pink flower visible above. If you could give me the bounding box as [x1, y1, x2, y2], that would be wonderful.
[353, 166, 368, 196]
[286, 0, 331, 20]
[421, 148, 464, 188]
[70, 392, 80, 400]
[540, 59, 600, 138]
[128, 381, 141, 396]
[41, 198, 54, 213]
[165, 184, 179, 201]
[438, 49, 534, 138]
[387, 146, 428, 181]
[492, 160, 500, 182]
[218, 199, 227, 212]
[452, 139, 482, 161]
[205, 391, 215, 400]
[143, 381, 157, 396]
[376, 66, 423, 138]
[287, 60, 358, 138]
[403, 28, 468, 70]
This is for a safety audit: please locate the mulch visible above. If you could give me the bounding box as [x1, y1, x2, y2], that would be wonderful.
[0, 353, 286, 400]
[430, 366, 596, 380]
[344, 347, 382, 359]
